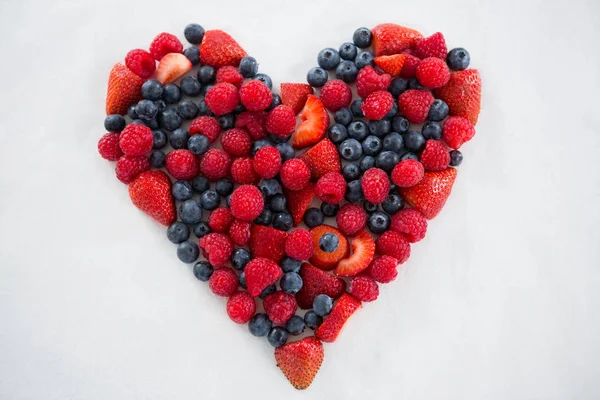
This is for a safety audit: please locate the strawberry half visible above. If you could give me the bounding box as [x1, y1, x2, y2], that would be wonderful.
[334, 230, 376, 277]
[292, 95, 329, 149]
[399, 168, 457, 219]
[285, 183, 315, 226]
[372, 23, 423, 57]
[298, 139, 341, 180]
[105, 63, 144, 115]
[128, 170, 176, 226]
[296, 262, 346, 309]
[155, 53, 192, 84]
[374, 54, 407, 77]
[274, 337, 324, 390]
[200, 30, 247, 68]
[280, 83, 314, 115]
[434, 69, 482, 125]
[315, 293, 362, 343]
[308, 225, 349, 271]
[249, 225, 288, 263]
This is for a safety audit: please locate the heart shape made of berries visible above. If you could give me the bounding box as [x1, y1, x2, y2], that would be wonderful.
[98, 22, 482, 390]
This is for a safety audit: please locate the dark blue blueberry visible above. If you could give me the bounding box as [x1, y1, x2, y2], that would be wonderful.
[136, 99, 158, 121]
[449, 150, 463, 166]
[104, 114, 126, 133]
[127, 105, 138, 120]
[360, 155, 376, 172]
[234, 104, 246, 115]
[184, 23, 205, 44]
[249, 313, 272, 337]
[280, 272, 303, 294]
[193, 261, 213, 281]
[285, 315, 306, 335]
[238, 272, 247, 289]
[143, 117, 159, 130]
[167, 221, 190, 244]
[197, 65, 216, 84]
[169, 128, 189, 149]
[343, 163, 361, 181]
[304, 311, 323, 330]
[400, 152, 419, 161]
[149, 150, 166, 168]
[131, 119, 144, 125]
[403, 131, 426, 152]
[215, 179, 233, 196]
[386, 101, 399, 118]
[162, 83, 182, 104]
[273, 212, 293, 231]
[362, 135, 382, 156]
[304, 207, 324, 228]
[275, 143, 295, 162]
[268, 133, 290, 144]
[199, 190, 220, 211]
[179, 200, 203, 224]
[172, 180, 193, 201]
[254, 73, 272, 89]
[319, 233, 339, 252]
[197, 99, 212, 116]
[239, 56, 258, 78]
[177, 99, 199, 120]
[367, 211, 391, 234]
[389, 78, 408, 98]
[339, 42, 357, 60]
[382, 193, 404, 215]
[422, 122, 442, 140]
[267, 326, 288, 347]
[339, 138, 363, 161]
[350, 98, 364, 117]
[353, 27, 372, 48]
[199, 81, 211, 95]
[355, 50, 374, 69]
[392, 115, 410, 133]
[348, 121, 368, 140]
[376, 150, 400, 172]
[251, 139, 271, 156]
[231, 248, 252, 270]
[141, 79, 164, 100]
[254, 208, 273, 225]
[180, 76, 202, 97]
[269, 194, 287, 213]
[258, 179, 283, 197]
[158, 108, 182, 131]
[281, 257, 301, 273]
[345, 180, 364, 202]
[428, 99, 449, 122]
[192, 176, 210, 193]
[408, 77, 424, 90]
[328, 124, 348, 144]
[335, 60, 359, 83]
[313, 294, 333, 317]
[334, 107, 353, 126]
[193, 221, 211, 238]
[225, 194, 232, 208]
[307, 67, 328, 87]
[260, 284, 277, 299]
[188, 134, 210, 155]
[317, 48, 341, 70]
[363, 201, 378, 213]
[321, 203, 339, 217]
[177, 241, 199, 263]
[267, 93, 281, 111]
[154, 99, 167, 111]
[383, 132, 404, 153]
[447, 48, 470, 71]
[217, 114, 234, 130]
[183, 46, 200, 65]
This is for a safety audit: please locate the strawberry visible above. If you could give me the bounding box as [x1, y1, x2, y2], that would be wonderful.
[298, 139, 341, 180]
[200, 30, 247, 68]
[372, 23, 423, 57]
[414, 32, 448, 59]
[292, 95, 329, 149]
[374, 54, 407, 77]
[280, 83, 314, 115]
[105, 63, 144, 115]
[296, 262, 346, 309]
[399, 54, 421, 79]
[399, 168, 457, 219]
[434, 69, 482, 125]
[249, 225, 288, 264]
[285, 183, 315, 226]
[128, 170, 176, 226]
[308, 225, 349, 271]
[334, 230, 376, 277]
[155, 53, 192, 84]
[274, 337, 324, 390]
[315, 293, 362, 343]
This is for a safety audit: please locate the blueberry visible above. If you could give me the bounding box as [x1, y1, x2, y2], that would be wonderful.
[345, 180, 364, 202]
[158, 108, 182, 131]
[307, 67, 328, 87]
[215, 179, 233, 196]
[254, 208, 273, 225]
[201, 84, 213, 97]
[335, 60, 359, 83]
[376, 151, 400, 172]
[304, 311, 323, 330]
[355, 50, 374, 69]
[353, 27, 372, 48]
[285, 315, 306, 335]
[199, 190, 220, 211]
[197, 65, 216, 84]
[231, 248, 252, 270]
[319, 233, 339, 252]
[403, 131, 426, 152]
[362, 136, 382, 156]
[249, 313, 272, 337]
[350, 99, 364, 117]
[280, 272, 303, 294]
[360, 155, 376, 172]
[400, 152, 419, 161]
[177, 99, 199, 120]
[382, 193, 404, 215]
[234, 104, 246, 114]
[169, 128, 189, 149]
[167, 221, 190, 244]
[275, 143, 295, 162]
[180, 76, 201, 97]
[317, 48, 341, 70]
[239, 56, 258, 78]
[313, 294, 333, 317]
[254, 73, 272, 89]
[151, 130, 167, 149]
[339, 42, 357, 60]
[179, 200, 203, 224]
[188, 134, 210, 155]
[154, 99, 167, 111]
[304, 208, 324, 228]
[192, 176, 210, 193]
[449, 150, 463, 166]
[136, 99, 158, 121]
[343, 163, 361, 181]
[447, 48, 470, 71]
[131, 119, 144, 125]
[334, 107, 353, 126]
[367, 211, 391, 234]
[150, 150, 166, 168]
[386, 101, 399, 119]
[143, 117, 160, 130]
[162, 84, 182, 104]
[348, 121, 368, 140]
[177, 241, 199, 263]
[422, 122, 442, 140]
[364, 201, 378, 213]
[127, 105, 138, 119]
[225, 195, 232, 208]
[267, 93, 281, 111]
[238, 272, 247, 289]
[408, 77, 424, 90]
[197, 99, 212, 116]
[268, 133, 289, 144]
[321, 202, 339, 217]
[218, 113, 235, 129]
[428, 99, 449, 122]
[251, 139, 271, 156]
[260, 284, 277, 299]
[172, 180, 193, 201]
[282, 257, 302, 273]
[193, 221, 211, 238]
[267, 327, 288, 347]
[269, 194, 287, 213]
[141, 79, 164, 100]
[258, 179, 283, 197]
[339, 138, 363, 161]
[193, 261, 213, 281]
[388, 78, 408, 97]
[380, 132, 403, 153]
[392, 115, 410, 133]
[183, 46, 200, 65]
[104, 114, 126, 132]
[184, 23, 205, 44]
[273, 212, 293, 231]
[328, 124, 348, 144]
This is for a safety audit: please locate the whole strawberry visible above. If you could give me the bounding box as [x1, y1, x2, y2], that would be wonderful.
[128, 170, 176, 226]
[399, 168, 457, 219]
[105, 64, 144, 115]
[200, 30, 247, 68]
[274, 337, 324, 390]
[434, 69, 482, 125]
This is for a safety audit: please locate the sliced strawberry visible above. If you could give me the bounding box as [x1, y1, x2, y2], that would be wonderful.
[334, 230, 376, 277]
[434, 69, 482, 125]
[372, 23, 423, 57]
[296, 262, 346, 309]
[374, 54, 407, 77]
[298, 139, 341, 180]
[155, 53, 192, 84]
[105, 63, 144, 115]
[274, 337, 324, 390]
[399, 168, 457, 219]
[200, 30, 247, 68]
[280, 83, 314, 115]
[309, 225, 349, 271]
[315, 293, 362, 343]
[292, 95, 329, 149]
[285, 183, 315, 226]
[249, 225, 288, 264]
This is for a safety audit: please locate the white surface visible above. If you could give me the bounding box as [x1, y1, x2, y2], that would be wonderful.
[1, 0, 599, 398]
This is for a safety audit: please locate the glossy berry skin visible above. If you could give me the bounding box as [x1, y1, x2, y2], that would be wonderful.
[152, 130, 167, 149]
[382, 132, 403, 153]
[382, 193, 404, 215]
[180, 76, 202, 96]
[281, 257, 301, 274]
[172, 180, 193, 201]
[273, 212, 294, 231]
[321, 203, 339, 217]
[319, 233, 339, 252]
[184, 23, 205, 44]
[317, 48, 341, 70]
[446, 48, 471, 71]
[345, 180, 364, 203]
[334, 108, 353, 126]
[339, 139, 362, 161]
[177, 99, 199, 120]
[192, 176, 210, 193]
[367, 211, 391, 234]
[254, 209, 273, 226]
[162, 84, 181, 104]
[268, 327, 289, 347]
[449, 150, 463, 166]
[199, 190, 220, 211]
[179, 199, 203, 224]
[347, 121, 368, 141]
[354, 50, 375, 70]
[388, 77, 408, 98]
[149, 151, 166, 168]
[360, 156, 375, 172]
[285, 315, 306, 335]
[177, 241, 199, 263]
[167, 221, 190, 244]
[368, 119, 391, 137]
[304, 311, 323, 330]
[376, 151, 400, 172]
[249, 313, 273, 337]
[303, 208, 324, 228]
[335, 60, 359, 83]
[193, 261, 213, 281]
[104, 114, 126, 133]
[428, 99, 449, 122]
[193, 221, 210, 238]
[403, 131, 427, 152]
[306, 67, 328, 88]
[183, 46, 200, 65]
[328, 124, 348, 144]
[343, 164, 360, 181]
[158, 108, 182, 131]
[280, 272, 303, 294]
[169, 128, 189, 149]
[422, 122, 443, 140]
[353, 27, 372, 48]
[362, 136, 382, 156]
[254, 73, 273, 89]
[141, 79, 163, 101]
[239, 56, 258, 78]
[350, 99, 364, 117]
[313, 294, 333, 317]
[276, 143, 295, 162]
[391, 115, 410, 134]
[363, 201, 378, 213]
[339, 42, 357, 60]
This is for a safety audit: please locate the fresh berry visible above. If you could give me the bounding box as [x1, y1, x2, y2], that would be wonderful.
[306, 66, 328, 87]
[361, 90, 394, 120]
[229, 219, 252, 246]
[280, 272, 303, 295]
[285, 184, 315, 226]
[229, 185, 264, 221]
[304, 311, 323, 330]
[319, 80, 352, 112]
[199, 233, 234, 268]
[254, 73, 273, 89]
[239, 55, 258, 77]
[399, 54, 421, 79]
[163, 149, 198, 180]
[317, 48, 341, 70]
[199, 30, 247, 67]
[207, 207, 234, 233]
[115, 155, 150, 184]
[98, 132, 123, 161]
[255, 209, 273, 226]
[334, 61, 358, 84]
[303, 208, 324, 228]
[345, 179, 364, 203]
[155, 53, 192, 84]
[391, 208, 427, 243]
[315, 293, 361, 343]
[422, 121, 443, 140]
[399, 168, 457, 219]
[269, 195, 288, 213]
[280, 158, 311, 191]
[374, 54, 407, 77]
[292, 95, 330, 149]
[177, 241, 199, 263]
[149, 32, 183, 60]
[416, 57, 451, 89]
[336, 203, 367, 236]
[348, 275, 379, 302]
[275, 336, 324, 390]
[105, 64, 144, 115]
[446, 48, 471, 71]
[313, 294, 333, 317]
[266, 105, 296, 137]
[168, 128, 189, 149]
[249, 313, 273, 337]
[335, 230, 375, 277]
[226, 291, 255, 324]
[273, 212, 294, 231]
[449, 150, 463, 166]
[339, 42, 357, 61]
[280, 83, 314, 114]
[179, 199, 203, 224]
[341, 164, 359, 182]
[230, 157, 259, 184]
[398, 90, 435, 124]
[125, 49, 156, 79]
[189, 116, 221, 143]
[442, 116, 476, 150]
[162, 83, 182, 104]
[361, 168, 390, 205]
[220, 128, 252, 157]
[231, 248, 252, 271]
[128, 170, 175, 225]
[308, 225, 349, 271]
[183, 23, 205, 44]
[298, 139, 341, 180]
[315, 172, 346, 204]
[235, 111, 267, 140]
[367, 255, 399, 283]
[355, 50, 375, 69]
[356, 66, 391, 98]
[371, 23, 423, 56]
[319, 233, 339, 252]
[216, 65, 244, 87]
[104, 114, 127, 133]
[420, 140, 450, 171]
[244, 257, 282, 297]
[249, 225, 288, 264]
[208, 267, 238, 297]
[285, 315, 305, 335]
[339, 138, 363, 161]
[382, 193, 404, 215]
[199, 190, 221, 211]
[192, 176, 209, 193]
[118, 124, 153, 157]
[295, 261, 345, 310]
[414, 32, 447, 59]
[264, 291, 298, 325]
[368, 211, 391, 234]
[205, 83, 239, 116]
[285, 229, 314, 261]
[193, 261, 213, 281]
[282, 257, 301, 274]
[353, 26, 373, 47]
[328, 124, 348, 144]
[376, 231, 411, 263]
[239, 80, 272, 112]
[199, 148, 231, 181]
[434, 69, 481, 125]
[177, 99, 199, 120]
[172, 180, 193, 201]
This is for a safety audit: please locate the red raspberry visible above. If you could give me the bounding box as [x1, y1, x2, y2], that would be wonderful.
[280, 158, 310, 191]
[226, 291, 256, 323]
[235, 111, 267, 140]
[263, 291, 298, 325]
[165, 149, 199, 180]
[230, 157, 259, 185]
[253, 146, 282, 179]
[220, 128, 252, 157]
[398, 89, 435, 123]
[189, 116, 221, 143]
[285, 229, 314, 261]
[420, 140, 450, 171]
[239, 80, 272, 112]
[361, 90, 394, 120]
[228, 219, 252, 246]
[356, 66, 392, 98]
[376, 231, 411, 264]
[98, 132, 123, 161]
[391, 159, 424, 188]
[208, 267, 238, 297]
[115, 155, 150, 184]
[315, 172, 346, 204]
[414, 32, 448, 60]
[149, 32, 183, 60]
[199, 233, 234, 267]
[125, 49, 156, 79]
[119, 124, 153, 156]
[229, 185, 264, 221]
[336, 203, 367, 236]
[390, 208, 428, 243]
[399, 54, 421, 79]
[205, 83, 239, 116]
[348, 275, 379, 302]
[416, 57, 451, 89]
[442, 116, 476, 150]
[361, 168, 390, 205]
[244, 257, 282, 297]
[199, 148, 231, 181]
[265, 105, 296, 137]
[367, 255, 399, 283]
[208, 207, 234, 233]
[319, 80, 352, 112]
[216, 65, 244, 88]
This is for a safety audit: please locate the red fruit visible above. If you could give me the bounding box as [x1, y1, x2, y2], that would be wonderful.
[420, 140, 450, 171]
[265, 105, 296, 137]
[398, 89, 435, 123]
[319, 79, 352, 112]
[226, 291, 256, 324]
[361, 90, 394, 120]
[229, 219, 252, 246]
[414, 32, 447, 59]
[208, 207, 234, 233]
[285, 229, 314, 261]
[367, 255, 399, 283]
[391, 159, 424, 187]
[199, 233, 234, 268]
[361, 168, 390, 205]
[280, 83, 314, 114]
[372, 23, 423, 56]
[235, 111, 267, 140]
[315, 293, 361, 343]
[275, 337, 324, 390]
[308, 225, 349, 271]
[416, 57, 450, 89]
[105, 63, 144, 115]
[434, 69, 482, 125]
[315, 172, 346, 204]
[334, 230, 376, 277]
[229, 185, 264, 221]
[199, 148, 231, 181]
[249, 225, 288, 264]
[374, 54, 407, 77]
[390, 208, 427, 243]
[285, 184, 315, 226]
[245, 257, 282, 297]
[208, 267, 238, 297]
[116, 155, 150, 184]
[336, 203, 367, 237]
[263, 291, 298, 325]
[348, 275, 379, 302]
[128, 170, 175, 226]
[199, 30, 247, 68]
[299, 140, 341, 180]
[239, 80, 272, 112]
[356, 66, 392, 98]
[296, 262, 346, 309]
[442, 116, 476, 149]
[280, 158, 311, 191]
[155, 53, 192, 84]
[230, 157, 259, 185]
[216, 65, 244, 87]
[220, 128, 252, 157]
[399, 168, 457, 219]
[165, 149, 199, 180]
[119, 124, 153, 156]
[189, 116, 221, 143]
[399, 54, 421, 79]
[149, 32, 183, 60]
[205, 83, 239, 116]
[125, 49, 156, 79]
[252, 146, 282, 179]
[98, 132, 123, 161]
[376, 231, 411, 263]
[292, 95, 329, 149]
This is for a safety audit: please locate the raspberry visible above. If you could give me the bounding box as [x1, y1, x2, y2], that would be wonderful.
[226, 291, 256, 323]
[348, 275, 379, 302]
[280, 158, 310, 191]
[229, 185, 264, 221]
[376, 231, 411, 264]
[391, 159, 424, 188]
[398, 89, 435, 123]
[115, 155, 150, 184]
[239, 80, 272, 112]
[315, 172, 346, 204]
[336, 203, 367, 236]
[367, 255, 399, 283]
[399, 54, 421, 79]
[319, 80, 352, 112]
[208, 267, 238, 297]
[361, 90, 394, 120]
[189, 116, 221, 143]
[229, 219, 252, 246]
[361, 168, 390, 205]
[265, 105, 296, 137]
[442, 116, 476, 150]
[390, 208, 428, 243]
[414, 32, 448, 60]
[235, 111, 267, 140]
[165, 149, 199, 180]
[149, 32, 183, 60]
[356, 66, 392, 98]
[98, 132, 123, 161]
[208, 207, 234, 233]
[250, 225, 288, 264]
[230, 157, 259, 184]
[199, 233, 234, 267]
[199, 148, 231, 181]
[125, 49, 156, 79]
[215, 65, 244, 88]
[220, 128, 252, 157]
[285, 229, 314, 261]
[253, 146, 282, 179]
[416, 57, 451, 89]
[263, 291, 297, 325]
[205, 83, 239, 116]
[420, 140, 450, 171]
[119, 124, 153, 156]
[244, 257, 282, 297]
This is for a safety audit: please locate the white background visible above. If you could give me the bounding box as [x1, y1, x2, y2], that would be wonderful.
[1, 0, 599, 398]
